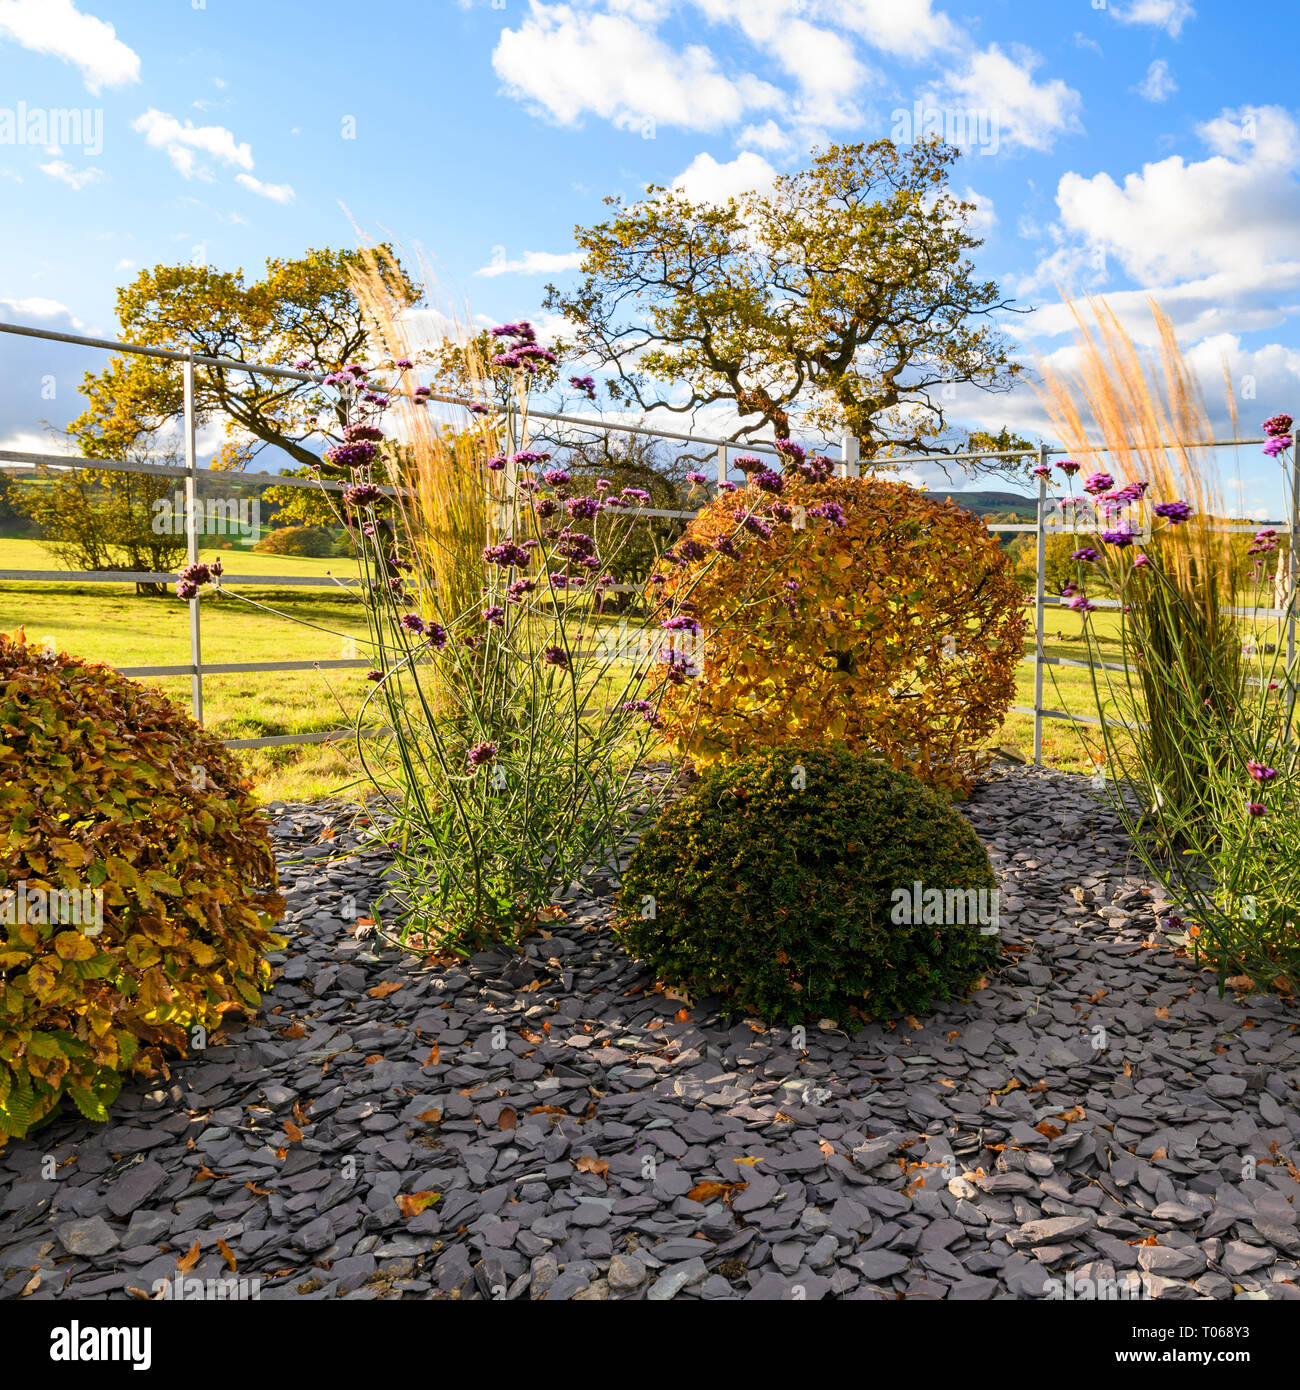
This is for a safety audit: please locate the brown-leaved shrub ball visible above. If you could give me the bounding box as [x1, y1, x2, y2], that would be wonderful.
[0, 629, 285, 1142]
[655, 474, 1026, 797]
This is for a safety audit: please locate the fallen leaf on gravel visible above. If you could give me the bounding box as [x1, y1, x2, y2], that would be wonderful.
[904, 1015, 923, 1031]
[176, 1240, 201, 1273]
[530, 1105, 567, 1115]
[574, 1155, 609, 1180]
[1154, 1006, 1170, 1020]
[423, 1044, 440, 1065]
[497, 1108, 517, 1131]
[279, 1024, 306, 1039]
[733, 1156, 764, 1166]
[686, 1181, 746, 1203]
[363, 1054, 383, 1065]
[283, 1120, 303, 1145]
[368, 981, 403, 999]
[396, 1191, 440, 1217]
[217, 1239, 237, 1273]
[416, 1109, 442, 1123]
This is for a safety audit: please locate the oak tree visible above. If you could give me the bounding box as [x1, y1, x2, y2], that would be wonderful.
[546, 139, 1029, 476]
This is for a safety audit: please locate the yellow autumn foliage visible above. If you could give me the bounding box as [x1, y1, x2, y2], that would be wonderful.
[656, 475, 1026, 797]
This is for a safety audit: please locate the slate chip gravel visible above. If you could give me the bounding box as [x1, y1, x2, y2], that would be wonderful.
[2, 766, 1299, 1301]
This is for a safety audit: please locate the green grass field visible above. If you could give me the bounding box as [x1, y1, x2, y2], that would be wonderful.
[6, 532, 1260, 803]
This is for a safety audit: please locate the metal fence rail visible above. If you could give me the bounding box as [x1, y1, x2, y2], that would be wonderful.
[1, 318, 1296, 760]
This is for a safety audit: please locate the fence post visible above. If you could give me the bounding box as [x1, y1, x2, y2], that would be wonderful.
[716, 442, 727, 487]
[183, 348, 202, 726]
[839, 431, 859, 479]
[1032, 442, 1049, 765]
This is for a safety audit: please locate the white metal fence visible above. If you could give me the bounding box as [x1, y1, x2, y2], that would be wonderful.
[0, 318, 1295, 763]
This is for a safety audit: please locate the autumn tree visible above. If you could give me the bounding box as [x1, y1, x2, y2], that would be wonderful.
[68, 247, 422, 477]
[546, 139, 1030, 477]
[17, 454, 188, 596]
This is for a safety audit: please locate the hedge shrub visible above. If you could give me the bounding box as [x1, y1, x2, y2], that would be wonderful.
[613, 747, 1000, 1028]
[252, 525, 335, 556]
[655, 474, 1025, 797]
[0, 628, 285, 1142]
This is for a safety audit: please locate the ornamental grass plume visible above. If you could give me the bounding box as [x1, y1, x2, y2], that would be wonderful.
[347, 245, 489, 630]
[1036, 296, 1300, 994]
[1035, 295, 1246, 827]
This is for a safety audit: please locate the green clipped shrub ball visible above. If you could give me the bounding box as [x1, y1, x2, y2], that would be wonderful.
[0, 629, 286, 1142]
[613, 748, 999, 1028]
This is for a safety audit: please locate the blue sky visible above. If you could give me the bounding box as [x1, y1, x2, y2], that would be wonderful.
[1, 0, 1297, 513]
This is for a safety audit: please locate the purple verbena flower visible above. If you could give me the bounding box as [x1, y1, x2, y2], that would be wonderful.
[466, 741, 497, 770]
[1153, 500, 1193, 524]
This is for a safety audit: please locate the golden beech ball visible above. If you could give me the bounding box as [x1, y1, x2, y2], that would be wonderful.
[654, 474, 1026, 798]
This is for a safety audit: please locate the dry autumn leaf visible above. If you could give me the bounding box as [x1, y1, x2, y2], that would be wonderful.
[415, 1109, 442, 1124]
[216, 1239, 237, 1273]
[176, 1239, 201, 1273]
[685, 1181, 746, 1203]
[283, 1120, 303, 1145]
[497, 1108, 517, 1131]
[574, 1155, 609, 1180]
[368, 981, 403, 999]
[396, 1191, 441, 1217]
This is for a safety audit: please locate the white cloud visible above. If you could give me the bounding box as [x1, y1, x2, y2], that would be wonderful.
[1136, 58, 1177, 103]
[475, 249, 584, 278]
[736, 118, 797, 157]
[822, 0, 957, 58]
[1053, 106, 1300, 286]
[672, 149, 776, 204]
[493, 1, 779, 132]
[39, 158, 102, 190]
[132, 109, 254, 178]
[957, 186, 996, 236]
[0, 0, 140, 93]
[694, 0, 870, 127]
[1111, 0, 1195, 39]
[115, 257, 134, 270]
[1073, 32, 1103, 55]
[920, 43, 1084, 154]
[235, 172, 294, 203]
